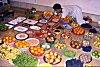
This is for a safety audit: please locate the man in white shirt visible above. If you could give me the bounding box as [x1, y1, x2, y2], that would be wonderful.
[53, 3, 85, 25]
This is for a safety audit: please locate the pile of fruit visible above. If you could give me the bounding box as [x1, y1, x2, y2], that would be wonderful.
[3, 36, 16, 44]
[92, 51, 100, 58]
[44, 51, 61, 64]
[46, 36, 55, 44]
[43, 12, 53, 20]
[93, 41, 100, 48]
[62, 16, 72, 23]
[29, 46, 45, 56]
[72, 27, 85, 35]
[82, 39, 90, 46]
[95, 34, 100, 41]
[70, 22, 79, 28]
[70, 40, 82, 49]
[54, 43, 66, 50]
[15, 40, 29, 48]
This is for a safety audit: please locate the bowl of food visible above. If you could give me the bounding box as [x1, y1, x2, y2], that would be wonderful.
[43, 51, 62, 65]
[25, 38, 39, 46]
[40, 42, 51, 51]
[29, 46, 45, 56]
[63, 49, 76, 58]
[72, 27, 85, 35]
[15, 40, 30, 52]
[54, 42, 66, 50]
[70, 40, 82, 49]
[43, 12, 53, 20]
[45, 35, 56, 45]
[12, 53, 39, 67]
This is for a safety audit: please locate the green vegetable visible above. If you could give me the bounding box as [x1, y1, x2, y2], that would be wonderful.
[0, 24, 9, 30]
[25, 14, 34, 19]
[12, 53, 38, 67]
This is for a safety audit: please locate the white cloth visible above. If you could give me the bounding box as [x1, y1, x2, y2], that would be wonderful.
[54, 5, 85, 25]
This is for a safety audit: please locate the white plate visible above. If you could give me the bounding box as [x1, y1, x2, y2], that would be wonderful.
[30, 26, 41, 30]
[16, 33, 28, 40]
[23, 19, 38, 25]
[8, 19, 18, 25]
[39, 19, 47, 24]
[5, 24, 14, 29]
[14, 26, 28, 32]
[25, 38, 39, 46]
[16, 17, 26, 23]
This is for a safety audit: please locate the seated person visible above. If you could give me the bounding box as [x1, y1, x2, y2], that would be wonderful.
[52, 3, 85, 25]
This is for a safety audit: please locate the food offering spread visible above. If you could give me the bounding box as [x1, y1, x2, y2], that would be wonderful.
[0, 13, 100, 67]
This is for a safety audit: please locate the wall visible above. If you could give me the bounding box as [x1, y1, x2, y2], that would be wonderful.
[11, 0, 100, 15]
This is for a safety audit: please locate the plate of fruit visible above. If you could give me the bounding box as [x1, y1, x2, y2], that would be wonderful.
[29, 46, 45, 56]
[70, 40, 82, 49]
[72, 27, 85, 35]
[43, 11, 53, 20]
[93, 41, 100, 48]
[45, 35, 56, 45]
[43, 51, 62, 65]
[82, 39, 90, 46]
[92, 50, 100, 59]
[54, 42, 66, 50]
[70, 22, 79, 28]
[15, 40, 30, 51]
[62, 16, 72, 23]
[3, 36, 16, 45]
